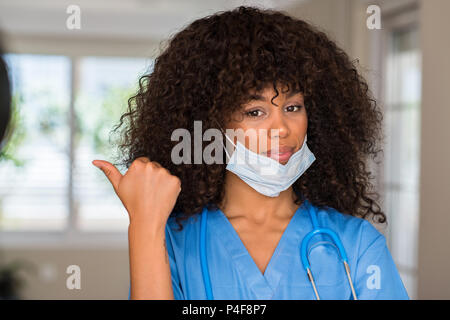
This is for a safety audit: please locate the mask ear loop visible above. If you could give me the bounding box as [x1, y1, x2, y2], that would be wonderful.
[222, 138, 232, 163]
[213, 119, 235, 163]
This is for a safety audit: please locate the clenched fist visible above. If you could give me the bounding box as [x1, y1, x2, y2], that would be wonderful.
[92, 157, 181, 228]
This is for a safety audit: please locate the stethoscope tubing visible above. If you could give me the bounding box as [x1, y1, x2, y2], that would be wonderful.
[300, 203, 358, 300]
[200, 206, 214, 300]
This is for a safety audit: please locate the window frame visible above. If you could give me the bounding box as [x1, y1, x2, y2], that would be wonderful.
[369, 0, 421, 298]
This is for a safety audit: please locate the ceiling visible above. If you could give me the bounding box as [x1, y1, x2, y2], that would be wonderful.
[0, 0, 307, 41]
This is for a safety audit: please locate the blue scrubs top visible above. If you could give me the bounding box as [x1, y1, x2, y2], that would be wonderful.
[128, 198, 409, 300]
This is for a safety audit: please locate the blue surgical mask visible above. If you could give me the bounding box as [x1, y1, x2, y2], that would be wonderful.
[221, 130, 316, 197]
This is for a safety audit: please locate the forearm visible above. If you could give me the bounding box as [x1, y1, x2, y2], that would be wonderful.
[128, 222, 175, 300]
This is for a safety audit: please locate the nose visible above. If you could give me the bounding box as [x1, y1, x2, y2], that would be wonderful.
[268, 108, 290, 139]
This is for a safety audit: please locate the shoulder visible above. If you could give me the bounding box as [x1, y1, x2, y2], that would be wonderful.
[164, 210, 203, 249]
[308, 202, 408, 299]
[314, 203, 381, 234]
[310, 202, 385, 257]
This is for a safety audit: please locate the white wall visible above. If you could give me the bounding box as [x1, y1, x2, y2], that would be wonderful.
[417, 0, 450, 299]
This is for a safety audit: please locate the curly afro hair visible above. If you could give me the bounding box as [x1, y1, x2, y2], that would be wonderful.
[113, 5, 386, 230]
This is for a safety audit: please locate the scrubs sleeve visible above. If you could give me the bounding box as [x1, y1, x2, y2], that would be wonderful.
[127, 223, 184, 300]
[165, 222, 185, 300]
[354, 220, 410, 300]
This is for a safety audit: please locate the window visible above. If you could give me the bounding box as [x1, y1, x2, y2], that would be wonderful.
[380, 7, 421, 299]
[0, 54, 71, 231]
[0, 54, 152, 237]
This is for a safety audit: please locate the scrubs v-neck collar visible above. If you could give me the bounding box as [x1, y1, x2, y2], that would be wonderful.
[210, 199, 308, 299]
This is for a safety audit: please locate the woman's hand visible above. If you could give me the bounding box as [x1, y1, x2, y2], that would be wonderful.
[92, 157, 181, 229]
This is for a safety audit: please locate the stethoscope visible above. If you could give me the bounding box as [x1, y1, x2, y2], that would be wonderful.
[199, 200, 358, 300]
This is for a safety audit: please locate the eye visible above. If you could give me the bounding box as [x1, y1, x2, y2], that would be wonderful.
[244, 109, 264, 117]
[285, 104, 304, 112]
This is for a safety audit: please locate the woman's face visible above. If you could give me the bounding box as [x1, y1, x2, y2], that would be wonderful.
[225, 84, 307, 165]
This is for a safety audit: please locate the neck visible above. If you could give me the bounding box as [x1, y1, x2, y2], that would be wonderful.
[219, 171, 301, 224]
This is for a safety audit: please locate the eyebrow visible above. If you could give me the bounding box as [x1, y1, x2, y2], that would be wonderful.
[248, 90, 302, 102]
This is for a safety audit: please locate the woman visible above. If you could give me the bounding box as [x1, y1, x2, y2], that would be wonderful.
[92, 6, 409, 299]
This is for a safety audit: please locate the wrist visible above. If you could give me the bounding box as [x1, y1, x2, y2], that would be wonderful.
[128, 218, 166, 238]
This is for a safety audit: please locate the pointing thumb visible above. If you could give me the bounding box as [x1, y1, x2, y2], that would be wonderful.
[92, 160, 122, 194]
